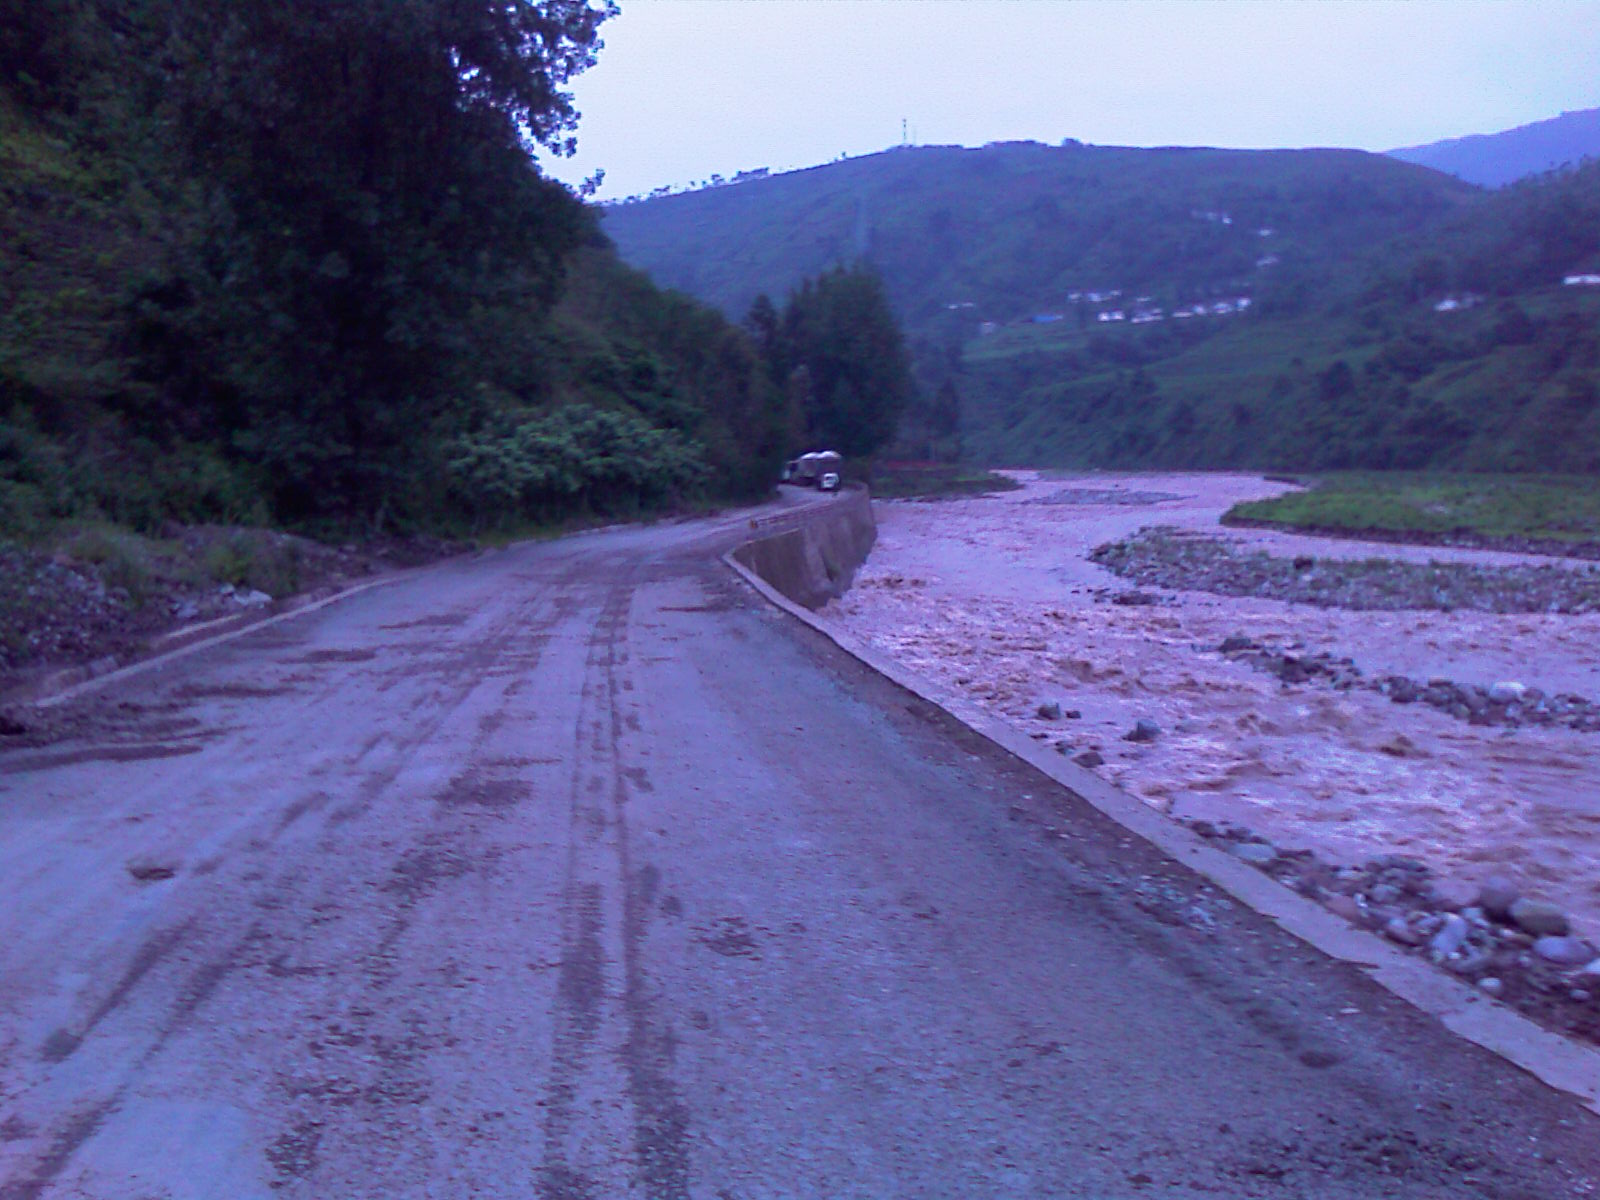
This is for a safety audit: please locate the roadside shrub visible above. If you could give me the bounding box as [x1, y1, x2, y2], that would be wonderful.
[203, 533, 302, 597]
[67, 527, 151, 607]
[446, 404, 706, 525]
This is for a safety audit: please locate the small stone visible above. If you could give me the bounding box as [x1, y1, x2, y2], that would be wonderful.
[1062, 709, 1082, 720]
[1124, 719, 1162, 743]
[1533, 936, 1594, 966]
[1219, 635, 1255, 654]
[1368, 883, 1402, 905]
[1384, 916, 1423, 946]
[1477, 876, 1519, 920]
[1232, 842, 1277, 866]
[1478, 976, 1504, 997]
[1072, 750, 1104, 769]
[1036, 702, 1061, 720]
[1377, 734, 1422, 758]
[1579, 959, 1600, 979]
[1447, 947, 1495, 975]
[1509, 899, 1570, 937]
[126, 859, 177, 883]
[1429, 914, 1470, 959]
[1489, 681, 1528, 704]
[1571, 990, 1592, 1004]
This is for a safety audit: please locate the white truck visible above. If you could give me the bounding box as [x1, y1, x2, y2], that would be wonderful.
[782, 450, 843, 492]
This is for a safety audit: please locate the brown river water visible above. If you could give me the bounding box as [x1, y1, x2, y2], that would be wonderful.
[827, 472, 1600, 939]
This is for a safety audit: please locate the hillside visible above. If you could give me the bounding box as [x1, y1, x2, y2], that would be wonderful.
[1390, 107, 1600, 188]
[602, 140, 1476, 342]
[604, 140, 1600, 474]
[0, 4, 797, 544]
[959, 158, 1600, 472]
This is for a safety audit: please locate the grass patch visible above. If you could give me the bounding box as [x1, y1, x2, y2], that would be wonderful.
[201, 532, 303, 597]
[1225, 473, 1600, 549]
[63, 525, 158, 607]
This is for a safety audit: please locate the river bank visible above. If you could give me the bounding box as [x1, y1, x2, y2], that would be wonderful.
[828, 472, 1600, 954]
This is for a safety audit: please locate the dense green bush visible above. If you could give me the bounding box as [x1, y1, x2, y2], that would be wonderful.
[447, 405, 706, 524]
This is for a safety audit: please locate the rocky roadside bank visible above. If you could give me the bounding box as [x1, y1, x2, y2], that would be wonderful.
[0, 525, 463, 714]
[1190, 826, 1600, 1048]
[1091, 527, 1600, 614]
[1024, 693, 1600, 1048]
[1027, 691, 1600, 1046]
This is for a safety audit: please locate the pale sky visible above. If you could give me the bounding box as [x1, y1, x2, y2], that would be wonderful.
[543, 0, 1600, 201]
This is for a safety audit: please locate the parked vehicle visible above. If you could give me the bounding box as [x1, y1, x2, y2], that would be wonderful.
[782, 450, 843, 491]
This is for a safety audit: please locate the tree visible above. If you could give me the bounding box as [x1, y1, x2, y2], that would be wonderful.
[770, 265, 914, 458]
[138, 0, 614, 520]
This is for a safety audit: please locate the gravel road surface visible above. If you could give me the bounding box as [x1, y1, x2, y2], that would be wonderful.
[1, 501, 1597, 1199]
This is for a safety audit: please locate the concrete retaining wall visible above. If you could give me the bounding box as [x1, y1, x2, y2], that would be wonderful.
[731, 486, 877, 610]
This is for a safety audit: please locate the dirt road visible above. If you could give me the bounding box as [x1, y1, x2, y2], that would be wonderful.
[1, 501, 1596, 1199]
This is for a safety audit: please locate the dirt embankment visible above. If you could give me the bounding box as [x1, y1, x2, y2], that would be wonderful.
[0, 524, 462, 704]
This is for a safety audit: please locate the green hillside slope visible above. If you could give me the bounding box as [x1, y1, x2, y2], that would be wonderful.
[602, 140, 1474, 337]
[960, 160, 1600, 472]
[605, 142, 1600, 474]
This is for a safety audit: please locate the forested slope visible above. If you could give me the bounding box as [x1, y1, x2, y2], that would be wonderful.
[0, 0, 801, 541]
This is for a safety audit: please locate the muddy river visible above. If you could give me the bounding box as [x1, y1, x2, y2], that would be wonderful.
[828, 472, 1600, 939]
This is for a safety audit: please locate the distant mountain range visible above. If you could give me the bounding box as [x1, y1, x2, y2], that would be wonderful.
[1389, 107, 1600, 188]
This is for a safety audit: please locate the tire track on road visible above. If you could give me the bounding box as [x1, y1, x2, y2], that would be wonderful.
[540, 577, 688, 1200]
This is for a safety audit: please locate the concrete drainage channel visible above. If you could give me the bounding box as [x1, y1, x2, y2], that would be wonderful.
[723, 491, 1600, 1115]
